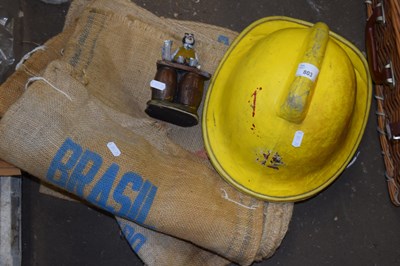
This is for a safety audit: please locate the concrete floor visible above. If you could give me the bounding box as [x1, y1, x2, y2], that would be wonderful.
[2, 0, 400, 265]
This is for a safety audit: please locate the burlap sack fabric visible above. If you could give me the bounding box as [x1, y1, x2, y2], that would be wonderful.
[0, 0, 293, 265]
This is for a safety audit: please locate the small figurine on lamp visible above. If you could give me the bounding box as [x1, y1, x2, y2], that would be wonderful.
[171, 33, 200, 68]
[145, 33, 211, 127]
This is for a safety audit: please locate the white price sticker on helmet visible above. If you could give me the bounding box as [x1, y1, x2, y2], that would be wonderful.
[295, 63, 319, 82]
[292, 131, 304, 148]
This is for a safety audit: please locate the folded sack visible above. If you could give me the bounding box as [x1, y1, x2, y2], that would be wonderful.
[0, 1, 293, 265]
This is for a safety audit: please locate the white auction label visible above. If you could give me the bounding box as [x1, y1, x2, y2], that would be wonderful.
[295, 63, 319, 82]
[107, 142, 121, 157]
[150, 80, 166, 91]
[292, 131, 304, 148]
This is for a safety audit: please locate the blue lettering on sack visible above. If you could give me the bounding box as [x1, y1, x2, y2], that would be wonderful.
[47, 138, 83, 187]
[113, 172, 143, 216]
[46, 138, 158, 226]
[87, 163, 119, 213]
[121, 223, 147, 253]
[67, 150, 103, 197]
[135, 182, 158, 224]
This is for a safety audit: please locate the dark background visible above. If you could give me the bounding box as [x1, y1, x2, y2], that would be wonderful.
[1, 0, 400, 265]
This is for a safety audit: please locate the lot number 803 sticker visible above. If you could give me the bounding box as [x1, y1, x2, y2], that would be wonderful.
[295, 63, 319, 82]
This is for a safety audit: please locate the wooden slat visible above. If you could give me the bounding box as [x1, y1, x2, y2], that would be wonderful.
[0, 159, 21, 176]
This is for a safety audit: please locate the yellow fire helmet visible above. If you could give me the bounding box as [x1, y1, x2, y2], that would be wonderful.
[202, 17, 372, 202]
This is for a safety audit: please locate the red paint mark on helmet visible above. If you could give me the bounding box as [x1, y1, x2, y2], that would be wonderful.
[251, 90, 257, 117]
[250, 87, 262, 117]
